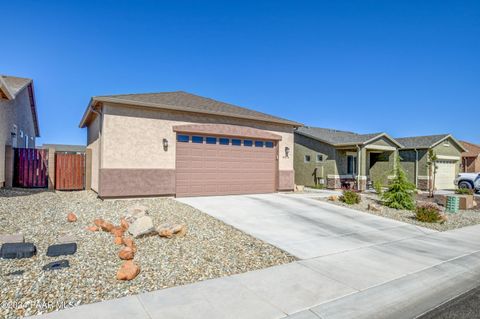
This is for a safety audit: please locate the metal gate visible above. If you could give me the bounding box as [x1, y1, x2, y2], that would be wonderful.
[55, 152, 85, 190]
[13, 148, 49, 188]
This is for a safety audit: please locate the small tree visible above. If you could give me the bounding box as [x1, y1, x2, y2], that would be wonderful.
[426, 149, 438, 198]
[382, 157, 416, 210]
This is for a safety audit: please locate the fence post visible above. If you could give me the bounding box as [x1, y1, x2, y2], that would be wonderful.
[85, 148, 92, 190]
[4, 146, 14, 187]
[48, 147, 55, 190]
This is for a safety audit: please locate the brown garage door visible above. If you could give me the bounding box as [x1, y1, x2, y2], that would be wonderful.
[176, 135, 277, 197]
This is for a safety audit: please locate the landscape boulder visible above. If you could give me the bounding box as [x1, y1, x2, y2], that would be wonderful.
[367, 203, 382, 212]
[124, 205, 148, 224]
[118, 247, 135, 260]
[157, 224, 187, 238]
[128, 216, 155, 238]
[116, 260, 140, 281]
[67, 213, 77, 222]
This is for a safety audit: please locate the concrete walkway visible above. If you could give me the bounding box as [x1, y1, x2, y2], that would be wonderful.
[32, 194, 480, 319]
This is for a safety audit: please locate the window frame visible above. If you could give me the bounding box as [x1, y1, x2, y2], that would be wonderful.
[347, 155, 358, 175]
[231, 139, 241, 146]
[219, 138, 230, 145]
[191, 136, 204, 144]
[243, 140, 253, 147]
[304, 154, 311, 163]
[254, 141, 264, 147]
[206, 137, 217, 144]
[316, 154, 324, 162]
[177, 135, 189, 143]
[265, 141, 274, 148]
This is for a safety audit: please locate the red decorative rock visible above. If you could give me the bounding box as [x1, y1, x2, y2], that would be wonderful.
[114, 236, 124, 245]
[110, 226, 124, 237]
[116, 260, 140, 281]
[67, 213, 77, 222]
[87, 226, 99, 232]
[118, 247, 134, 260]
[120, 218, 129, 231]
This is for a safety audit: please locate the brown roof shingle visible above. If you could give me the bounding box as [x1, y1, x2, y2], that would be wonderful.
[461, 141, 480, 157]
[80, 91, 302, 127]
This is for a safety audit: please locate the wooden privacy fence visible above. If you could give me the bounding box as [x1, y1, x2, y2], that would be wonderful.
[55, 152, 85, 190]
[13, 148, 49, 188]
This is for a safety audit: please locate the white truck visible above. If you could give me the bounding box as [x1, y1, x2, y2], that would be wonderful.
[454, 173, 480, 193]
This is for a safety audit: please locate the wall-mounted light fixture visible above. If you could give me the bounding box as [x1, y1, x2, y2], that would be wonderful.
[285, 146, 290, 158]
[163, 138, 169, 151]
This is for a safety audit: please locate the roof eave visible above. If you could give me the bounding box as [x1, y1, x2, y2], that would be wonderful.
[81, 96, 303, 128]
[0, 77, 15, 100]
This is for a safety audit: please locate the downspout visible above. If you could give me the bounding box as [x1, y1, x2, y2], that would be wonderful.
[414, 149, 419, 188]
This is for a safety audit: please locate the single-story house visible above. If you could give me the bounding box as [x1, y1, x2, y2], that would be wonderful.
[460, 141, 480, 173]
[80, 91, 301, 198]
[396, 134, 466, 190]
[0, 75, 40, 187]
[294, 127, 402, 191]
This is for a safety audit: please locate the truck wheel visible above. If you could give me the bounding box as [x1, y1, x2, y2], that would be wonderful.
[458, 181, 473, 189]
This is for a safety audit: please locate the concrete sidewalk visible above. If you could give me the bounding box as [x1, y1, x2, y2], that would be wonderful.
[32, 225, 480, 319]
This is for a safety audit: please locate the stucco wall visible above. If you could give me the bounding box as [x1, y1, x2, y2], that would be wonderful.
[0, 87, 36, 185]
[101, 103, 295, 171]
[294, 134, 337, 187]
[87, 114, 101, 192]
[368, 151, 395, 185]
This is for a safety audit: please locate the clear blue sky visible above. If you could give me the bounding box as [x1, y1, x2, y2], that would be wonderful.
[1, 0, 479, 145]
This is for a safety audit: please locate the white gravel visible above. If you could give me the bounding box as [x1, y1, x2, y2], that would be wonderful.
[0, 188, 295, 318]
[319, 193, 480, 231]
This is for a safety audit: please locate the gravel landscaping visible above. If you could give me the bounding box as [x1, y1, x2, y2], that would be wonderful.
[0, 188, 295, 318]
[318, 192, 480, 231]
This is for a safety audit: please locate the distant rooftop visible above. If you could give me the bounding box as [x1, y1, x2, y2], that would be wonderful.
[295, 126, 395, 146]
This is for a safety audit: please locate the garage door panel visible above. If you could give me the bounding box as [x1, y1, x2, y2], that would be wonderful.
[435, 161, 457, 190]
[176, 137, 276, 197]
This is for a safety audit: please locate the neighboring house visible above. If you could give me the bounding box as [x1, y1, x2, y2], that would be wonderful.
[79, 91, 301, 198]
[460, 141, 480, 173]
[0, 75, 40, 187]
[294, 127, 402, 191]
[396, 134, 466, 190]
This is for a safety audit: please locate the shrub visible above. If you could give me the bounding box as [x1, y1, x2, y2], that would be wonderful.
[373, 180, 383, 195]
[455, 188, 474, 195]
[340, 190, 361, 205]
[382, 158, 416, 210]
[416, 203, 442, 223]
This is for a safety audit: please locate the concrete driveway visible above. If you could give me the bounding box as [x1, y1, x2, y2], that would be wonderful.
[178, 193, 436, 259]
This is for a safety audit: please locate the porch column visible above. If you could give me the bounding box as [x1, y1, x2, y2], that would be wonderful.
[357, 146, 367, 191]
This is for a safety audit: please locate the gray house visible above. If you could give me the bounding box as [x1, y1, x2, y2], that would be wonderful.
[294, 127, 402, 191]
[0, 75, 40, 187]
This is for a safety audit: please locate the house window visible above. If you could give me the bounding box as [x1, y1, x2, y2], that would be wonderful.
[255, 141, 264, 147]
[443, 140, 450, 147]
[219, 138, 229, 145]
[244, 140, 253, 147]
[177, 135, 189, 143]
[316, 154, 324, 162]
[265, 141, 274, 148]
[347, 155, 357, 175]
[206, 137, 217, 144]
[304, 155, 311, 162]
[232, 139, 241, 146]
[192, 136, 203, 143]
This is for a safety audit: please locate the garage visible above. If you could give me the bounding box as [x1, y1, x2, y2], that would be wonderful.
[435, 160, 457, 190]
[174, 124, 280, 197]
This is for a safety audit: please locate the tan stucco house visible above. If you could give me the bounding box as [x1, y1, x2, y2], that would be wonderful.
[80, 91, 301, 198]
[0, 75, 40, 187]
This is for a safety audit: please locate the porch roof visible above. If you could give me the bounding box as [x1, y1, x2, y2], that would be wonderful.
[295, 126, 403, 148]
